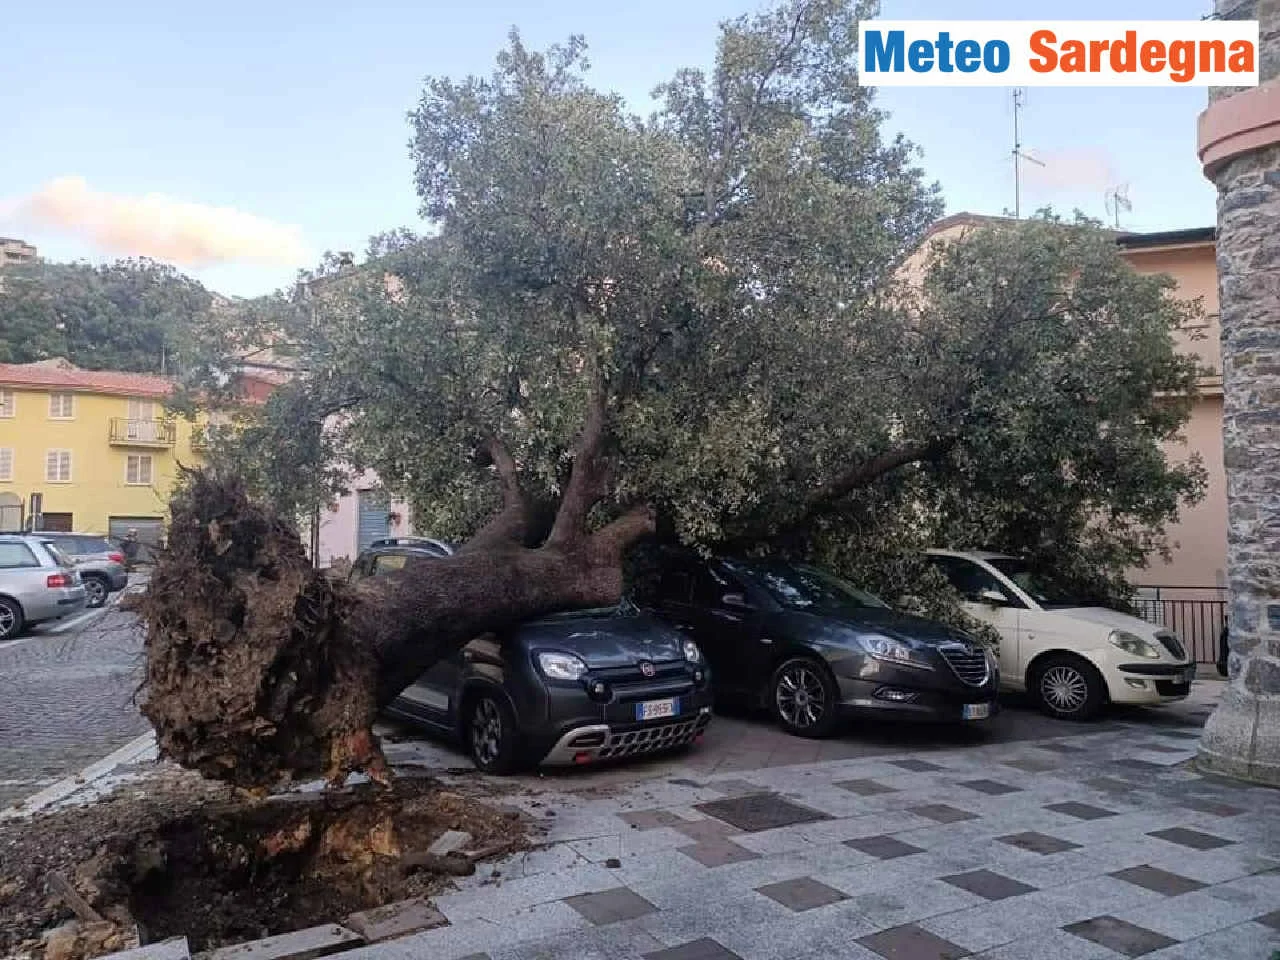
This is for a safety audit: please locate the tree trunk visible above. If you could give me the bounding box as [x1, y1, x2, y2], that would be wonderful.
[141, 399, 653, 791]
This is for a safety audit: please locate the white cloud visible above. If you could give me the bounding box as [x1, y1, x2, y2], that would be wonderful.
[2, 176, 309, 268]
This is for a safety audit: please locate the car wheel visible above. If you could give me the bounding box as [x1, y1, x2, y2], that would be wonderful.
[771, 657, 840, 739]
[0, 597, 24, 641]
[82, 575, 109, 609]
[465, 692, 524, 774]
[1033, 654, 1106, 721]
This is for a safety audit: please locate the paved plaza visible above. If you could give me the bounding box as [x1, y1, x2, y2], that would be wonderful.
[39, 677, 1280, 960]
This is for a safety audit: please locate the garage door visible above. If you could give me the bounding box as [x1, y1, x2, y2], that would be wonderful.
[108, 516, 165, 563]
[356, 491, 389, 552]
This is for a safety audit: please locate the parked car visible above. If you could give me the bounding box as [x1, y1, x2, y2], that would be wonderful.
[0, 534, 88, 640]
[925, 550, 1196, 721]
[350, 538, 714, 773]
[28, 532, 128, 608]
[638, 553, 999, 739]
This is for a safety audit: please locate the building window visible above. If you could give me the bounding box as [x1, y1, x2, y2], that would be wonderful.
[49, 393, 75, 419]
[0, 448, 11, 482]
[46, 449, 72, 483]
[125, 454, 154, 486]
[0, 390, 13, 418]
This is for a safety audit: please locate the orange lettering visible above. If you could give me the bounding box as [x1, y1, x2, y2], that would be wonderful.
[1028, 29, 1057, 72]
[1089, 39, 1109, 71]
[1059, 39, 1086, 72]
[1228, 40, 1255, 73]
[1110, 30, 1137, 72]
[1199, 39, 1226, 73]
[1140, 39, 1165, 72]
[1169, 40, 1194, 82]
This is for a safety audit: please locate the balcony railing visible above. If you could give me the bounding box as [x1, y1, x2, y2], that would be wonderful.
[1131, 586, 1227, 665]
[109, 418, 176, 447]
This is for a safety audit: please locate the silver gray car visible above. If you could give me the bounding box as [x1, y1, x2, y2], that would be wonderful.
[29, 531, 129, 608]
[0, 535, 88, 640]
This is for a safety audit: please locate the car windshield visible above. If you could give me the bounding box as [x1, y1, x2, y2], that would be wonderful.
[985, 558, 1085, 608]
[734, 561, 889, 611]
[537, 598, 638, 621]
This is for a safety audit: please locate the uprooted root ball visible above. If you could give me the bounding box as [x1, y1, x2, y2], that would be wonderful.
[140, 472, 386, 790]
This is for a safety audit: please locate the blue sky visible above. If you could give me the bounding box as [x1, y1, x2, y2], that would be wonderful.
[0, 0, 1218, 298]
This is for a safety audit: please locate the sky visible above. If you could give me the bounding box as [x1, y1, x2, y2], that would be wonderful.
[0, 0, 1220, 298]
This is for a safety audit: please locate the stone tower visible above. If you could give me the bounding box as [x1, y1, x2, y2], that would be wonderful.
[1196, 0, 1280, 785]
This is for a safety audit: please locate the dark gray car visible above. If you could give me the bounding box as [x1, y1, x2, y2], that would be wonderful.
[29, 532, 129, 608]
[350, 539, 714, 773]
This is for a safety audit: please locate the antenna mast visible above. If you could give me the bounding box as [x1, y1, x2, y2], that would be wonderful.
[1011, 88, 1044, 219]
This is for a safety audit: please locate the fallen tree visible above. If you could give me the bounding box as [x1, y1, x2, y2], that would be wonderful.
[141, 401, 655, 789]
[150, 1, 1203, 792]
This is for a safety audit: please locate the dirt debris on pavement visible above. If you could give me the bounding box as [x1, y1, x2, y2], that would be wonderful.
[0, 771, 535, 959]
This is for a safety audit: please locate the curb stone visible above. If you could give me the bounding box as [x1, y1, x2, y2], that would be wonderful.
[91, 900, 448, 960]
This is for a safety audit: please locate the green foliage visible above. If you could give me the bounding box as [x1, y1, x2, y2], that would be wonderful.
[0, 259, 216, 373]
[237, 0, 1203, 620]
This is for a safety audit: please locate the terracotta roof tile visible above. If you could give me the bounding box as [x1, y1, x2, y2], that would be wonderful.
[0, 360, 174, 398]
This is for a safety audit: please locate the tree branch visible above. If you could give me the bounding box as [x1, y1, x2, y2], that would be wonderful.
[805, 436, 958, 509]
[546, 371, 611, 547]
[457, 435, 536, 553]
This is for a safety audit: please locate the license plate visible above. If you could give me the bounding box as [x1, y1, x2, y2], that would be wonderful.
[636, 698, 679, 721]
[962, 703, 991, 721]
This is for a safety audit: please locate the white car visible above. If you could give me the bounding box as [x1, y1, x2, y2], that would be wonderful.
[925, 550, 1195, 721]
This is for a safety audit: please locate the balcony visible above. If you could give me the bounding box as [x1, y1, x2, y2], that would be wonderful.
[109, 418, 176, 448]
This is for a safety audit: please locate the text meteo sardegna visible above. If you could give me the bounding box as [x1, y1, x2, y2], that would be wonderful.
[863, 29, 1255, 84]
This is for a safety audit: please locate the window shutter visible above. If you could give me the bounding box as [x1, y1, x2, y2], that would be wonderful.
[0, 448, 12, 481]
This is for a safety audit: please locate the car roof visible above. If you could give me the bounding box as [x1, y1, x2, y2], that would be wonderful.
[28, 531, 111, 538]
[925, 548, 1018, 562]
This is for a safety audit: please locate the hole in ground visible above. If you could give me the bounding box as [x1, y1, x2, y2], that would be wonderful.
[1, 777, 530, 957]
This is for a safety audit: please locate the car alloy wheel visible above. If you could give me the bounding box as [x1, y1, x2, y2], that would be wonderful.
[1041, 665, 1088, 713]
[466, 693, 524, 774]
[470, 697, 504, 767]
[0, 598, 22, 641]
[1033, 654, 1105, 721]
[83, 577, 108, 608]
[771, 657, 839, 738]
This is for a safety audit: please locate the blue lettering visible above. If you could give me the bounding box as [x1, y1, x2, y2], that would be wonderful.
[955, 39, 981, 72]
[908, 39, 935, 71]
[864, 30, 904, 72]
[936, 31, 955, 72]
[984, 40, 1011, 72]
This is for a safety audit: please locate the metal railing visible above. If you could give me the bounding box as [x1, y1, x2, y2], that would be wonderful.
[1131, 586, 1227, 664]
[108, 418, 176, 446]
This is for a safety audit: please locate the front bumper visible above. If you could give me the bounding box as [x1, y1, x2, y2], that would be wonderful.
[530, 663, 715, 766]
[542, 707, 714, 765]
[1107, 662, 1195, 703]
[833, 655, 999, 723]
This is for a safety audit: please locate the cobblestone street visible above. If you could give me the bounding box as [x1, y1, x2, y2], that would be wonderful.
[0, 606, 148, 808]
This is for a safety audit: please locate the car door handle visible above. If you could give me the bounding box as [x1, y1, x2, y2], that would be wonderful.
[711, 610, 741, 622]
[672, 623, 694, 633]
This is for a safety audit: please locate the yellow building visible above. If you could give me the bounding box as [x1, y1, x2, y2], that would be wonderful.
[0, 358, 203, 545]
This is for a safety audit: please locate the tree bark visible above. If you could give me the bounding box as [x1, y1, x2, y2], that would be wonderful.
[141, 403, 652, 791]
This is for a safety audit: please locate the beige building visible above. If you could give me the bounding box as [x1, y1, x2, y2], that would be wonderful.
[0, 237, 36, 267]
[908, 214, 1226, 601]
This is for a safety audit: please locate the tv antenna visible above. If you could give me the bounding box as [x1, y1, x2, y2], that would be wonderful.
[1012, 88, 1044, 219]
[1105, 183, 1133, 229]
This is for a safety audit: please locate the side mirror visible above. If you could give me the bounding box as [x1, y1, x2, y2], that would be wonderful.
[722, 592, 753, 610]
[977, 588, 1009, 606]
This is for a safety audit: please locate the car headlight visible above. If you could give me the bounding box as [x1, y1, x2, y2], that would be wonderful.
[1109, 630, 1161, 660]
[858, 634, 934, 671]
[536, 651, 589, 680]
[682, 639, 702, 663]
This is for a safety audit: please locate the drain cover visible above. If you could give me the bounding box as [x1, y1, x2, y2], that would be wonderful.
[694, 793, 831, 832]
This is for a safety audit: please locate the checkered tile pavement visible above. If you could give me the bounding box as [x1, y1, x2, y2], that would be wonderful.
[343, 691, 1280, 960]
